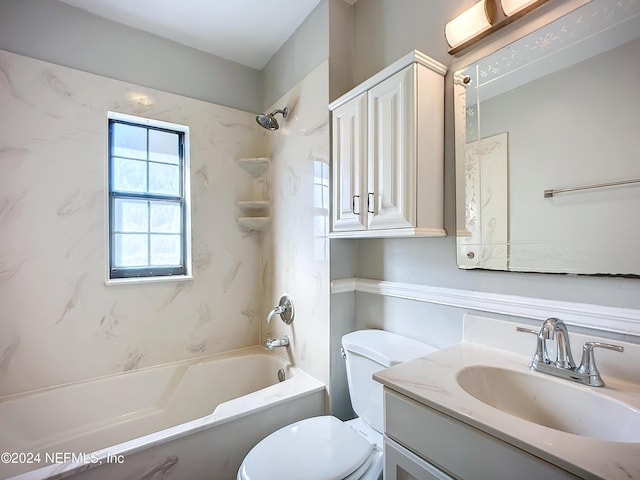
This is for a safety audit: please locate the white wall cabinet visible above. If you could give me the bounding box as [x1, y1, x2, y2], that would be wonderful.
[332, 93, 368, 232]
[329, 50, 446, 238]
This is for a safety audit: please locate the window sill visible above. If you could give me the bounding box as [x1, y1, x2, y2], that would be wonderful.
[105, 274, 194, 286]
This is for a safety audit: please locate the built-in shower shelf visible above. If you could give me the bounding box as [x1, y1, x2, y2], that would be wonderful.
[237, 217, 272, 231]
[236, 157, 271, 231]
[237, 157, 271, 177]
[237, 200, 271, 211]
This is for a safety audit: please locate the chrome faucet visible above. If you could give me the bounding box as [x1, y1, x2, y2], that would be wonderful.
[264, 335, 289, 351]
[517, 318, 623, 387]
[536, 317, 576, 369]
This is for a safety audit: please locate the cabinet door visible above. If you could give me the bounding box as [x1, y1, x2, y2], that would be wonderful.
[385, 437, 454, 480]
[332, 93, 368, 232]
[367, 65, 417, 230]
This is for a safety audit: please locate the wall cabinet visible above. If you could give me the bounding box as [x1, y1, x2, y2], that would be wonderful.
[329, 50, 447, 238]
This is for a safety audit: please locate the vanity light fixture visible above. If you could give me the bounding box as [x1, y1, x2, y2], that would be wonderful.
[444, 0, 496, 55]
[500, 0, 547, 16]
[445, 0, 549, 55]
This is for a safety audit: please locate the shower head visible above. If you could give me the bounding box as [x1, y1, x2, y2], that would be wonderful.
[256, 107, 288, 130]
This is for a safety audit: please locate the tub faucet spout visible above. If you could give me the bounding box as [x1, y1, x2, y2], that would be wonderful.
[264, 335, 289, 351]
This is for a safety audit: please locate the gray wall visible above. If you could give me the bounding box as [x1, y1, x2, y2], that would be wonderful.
[328, 0, 355, 102]
[350, 0, 640, 310]
[0, 0, 261, 113]
[261, 0, 355, 110]
[261, 1, 330, 110]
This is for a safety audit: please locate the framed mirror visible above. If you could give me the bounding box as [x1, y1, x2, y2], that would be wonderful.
[454, 0, 640, 276]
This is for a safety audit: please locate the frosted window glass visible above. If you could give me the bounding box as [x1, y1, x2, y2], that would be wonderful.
[112, 158, 147, 193]
[150, 235, 181, 266]
[150, 202, 181, 233]
[114, 199, 148, 233]
[114, 234, 148, 267]
[112, 123, 147, 160]
[149, 130, 179, 164]
[149, 163, 179, 195]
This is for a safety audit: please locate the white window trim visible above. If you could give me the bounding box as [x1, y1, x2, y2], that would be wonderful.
[105, 111, 193, 285]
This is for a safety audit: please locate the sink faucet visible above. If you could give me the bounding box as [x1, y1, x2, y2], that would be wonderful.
[536, 317, 576, 369]
[517, 318, 623, 387]
[264, 335, 289, 351]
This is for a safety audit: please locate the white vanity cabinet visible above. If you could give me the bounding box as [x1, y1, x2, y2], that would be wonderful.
[383, 389, 580, 480]
[329, 50, 447, 238]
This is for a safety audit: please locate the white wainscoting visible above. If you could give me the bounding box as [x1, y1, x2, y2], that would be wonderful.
[331, 278, 640, 336]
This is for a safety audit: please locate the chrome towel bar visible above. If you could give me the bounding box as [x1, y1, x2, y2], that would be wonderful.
[544, 178, 640, 198]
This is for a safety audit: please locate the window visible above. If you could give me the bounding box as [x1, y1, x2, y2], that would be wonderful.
[107, 112, 191, 280]
[313, 159, 330, 260]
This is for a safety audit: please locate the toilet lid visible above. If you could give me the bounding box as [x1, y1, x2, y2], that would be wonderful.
[238, 416, 374, 480]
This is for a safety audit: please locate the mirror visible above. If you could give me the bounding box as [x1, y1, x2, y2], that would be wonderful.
[454, 0, 640, 276]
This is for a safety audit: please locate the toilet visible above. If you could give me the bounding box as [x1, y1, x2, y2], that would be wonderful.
[237, 329, 437, 480]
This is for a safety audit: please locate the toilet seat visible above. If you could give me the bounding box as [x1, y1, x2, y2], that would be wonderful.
[237, 416, 375, 480]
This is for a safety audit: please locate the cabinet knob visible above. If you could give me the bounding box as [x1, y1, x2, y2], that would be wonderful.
[467, 251, 475, 259]
[352, 194, 360, 215]
[367, 192, 375, 214]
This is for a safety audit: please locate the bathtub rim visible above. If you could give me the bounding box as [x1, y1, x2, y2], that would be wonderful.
[3, 347, 325, 480]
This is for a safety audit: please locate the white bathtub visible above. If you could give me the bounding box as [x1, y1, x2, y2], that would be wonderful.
[0, 347, 325, 480]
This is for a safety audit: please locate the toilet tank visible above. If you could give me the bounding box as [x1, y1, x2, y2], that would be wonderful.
[341, 330, 437, 433]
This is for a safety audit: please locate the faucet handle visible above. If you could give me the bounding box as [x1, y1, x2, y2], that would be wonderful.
[516, 326, 549, 365]
[516, 327, 538, 335]
[265, 295, 295, 325]
[577, 341, 624, 387]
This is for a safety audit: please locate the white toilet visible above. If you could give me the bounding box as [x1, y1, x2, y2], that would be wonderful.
[237, 329, 437, 480]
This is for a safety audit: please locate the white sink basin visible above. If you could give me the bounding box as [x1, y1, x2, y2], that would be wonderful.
[456, 365, 640, 443]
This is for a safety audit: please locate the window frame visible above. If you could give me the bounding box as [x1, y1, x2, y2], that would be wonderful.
[106, 112, 192, 283]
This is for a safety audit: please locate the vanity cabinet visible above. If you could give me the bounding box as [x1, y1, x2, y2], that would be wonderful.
[385, 436, 453, 480]
[383, 389, 579, 480]
[329, 50, 447, 238]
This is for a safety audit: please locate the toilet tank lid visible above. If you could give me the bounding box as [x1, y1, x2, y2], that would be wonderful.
[342, 330, 437, 367]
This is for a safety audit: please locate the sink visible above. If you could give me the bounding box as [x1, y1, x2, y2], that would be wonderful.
[456, 365, 640, 443]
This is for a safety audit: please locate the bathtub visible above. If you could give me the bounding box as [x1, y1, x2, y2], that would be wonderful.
[0, 347, 325, 480]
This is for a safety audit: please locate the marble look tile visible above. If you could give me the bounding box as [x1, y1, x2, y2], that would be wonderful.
[0, 49, 262, 397]
[260, 61, 331, 387]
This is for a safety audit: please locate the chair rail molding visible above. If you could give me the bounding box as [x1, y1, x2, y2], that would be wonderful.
[330, 278, 640, 336]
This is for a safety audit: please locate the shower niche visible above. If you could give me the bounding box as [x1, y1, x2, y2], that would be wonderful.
[236, 157, 272, 231]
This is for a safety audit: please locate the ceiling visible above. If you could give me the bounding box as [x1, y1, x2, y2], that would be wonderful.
[58, 0, 328, 70]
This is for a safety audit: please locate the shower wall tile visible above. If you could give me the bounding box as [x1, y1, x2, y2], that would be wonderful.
[0, 50, 262, 397]
[261, 61, 331, 387]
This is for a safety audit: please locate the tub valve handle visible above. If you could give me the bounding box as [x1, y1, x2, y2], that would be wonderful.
[266, 295, 294, 325]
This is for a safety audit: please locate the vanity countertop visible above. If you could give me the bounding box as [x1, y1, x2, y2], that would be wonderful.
[374, 342, 640, 480]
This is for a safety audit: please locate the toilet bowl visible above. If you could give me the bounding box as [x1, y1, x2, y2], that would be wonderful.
[237, 415, 382, 480]
[237, 330, 437, 480]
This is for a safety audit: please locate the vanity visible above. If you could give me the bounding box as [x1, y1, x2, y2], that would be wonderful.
[374, 315, 640, 480]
